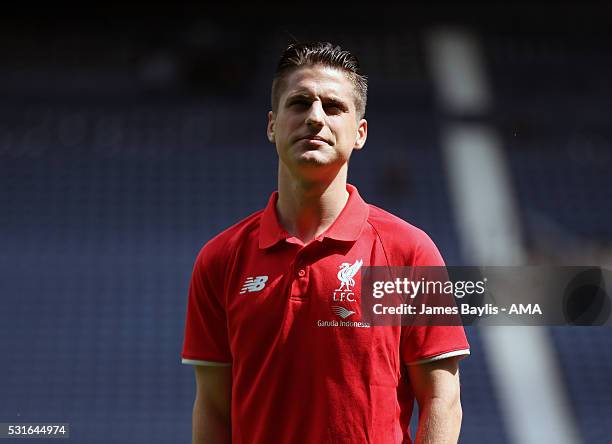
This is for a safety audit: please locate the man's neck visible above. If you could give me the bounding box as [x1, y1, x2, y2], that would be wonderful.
[276, 165, 350, 245]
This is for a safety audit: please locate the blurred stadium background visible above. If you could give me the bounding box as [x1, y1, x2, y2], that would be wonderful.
[0, 3, 610, 443]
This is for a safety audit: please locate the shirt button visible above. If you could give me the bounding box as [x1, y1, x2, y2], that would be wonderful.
[298, 269, 306, 277]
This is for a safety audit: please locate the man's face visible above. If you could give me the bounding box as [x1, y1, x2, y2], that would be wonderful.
[267, 65, 367, 180]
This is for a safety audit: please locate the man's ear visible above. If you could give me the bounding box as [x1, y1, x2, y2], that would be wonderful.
[354, 118, 368, 150]
[267, 111, 275, 143]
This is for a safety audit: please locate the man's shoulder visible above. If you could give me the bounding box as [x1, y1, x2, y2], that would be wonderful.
[195, 209, 264, 264]
[366, 204, 444, 266]
[366, 204, 430, 242]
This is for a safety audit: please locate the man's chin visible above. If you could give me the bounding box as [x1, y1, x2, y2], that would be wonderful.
[295, 152, 333, 166]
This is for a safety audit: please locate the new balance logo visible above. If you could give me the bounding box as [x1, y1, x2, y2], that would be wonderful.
[332, 306, 356, 319]
[240, 276, 268, 294]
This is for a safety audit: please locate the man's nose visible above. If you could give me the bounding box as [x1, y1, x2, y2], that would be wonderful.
[305, 101, 324, 128]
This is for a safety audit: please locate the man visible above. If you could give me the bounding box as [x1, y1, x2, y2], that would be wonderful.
[182, 42, 470, 443]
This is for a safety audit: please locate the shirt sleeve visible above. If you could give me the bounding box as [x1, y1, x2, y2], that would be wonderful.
[181, 245, 232, 366]
[401, 325, 470, 365]
[400, 231, 470, 365]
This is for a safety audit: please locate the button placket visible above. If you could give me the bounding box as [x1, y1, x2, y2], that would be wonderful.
[290, 253, 310, 300]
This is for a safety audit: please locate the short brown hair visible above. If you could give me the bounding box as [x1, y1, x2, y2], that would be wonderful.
[271, 42, 368, 119]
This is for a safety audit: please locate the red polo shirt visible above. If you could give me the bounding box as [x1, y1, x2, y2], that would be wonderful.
[182, 184, 469, 444]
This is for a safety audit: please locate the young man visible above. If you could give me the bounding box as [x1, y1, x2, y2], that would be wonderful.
[182, 42, 470, 444]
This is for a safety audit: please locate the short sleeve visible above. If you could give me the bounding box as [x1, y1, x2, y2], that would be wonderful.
[181, 246, 232, 366]
[400, 231, 470, 365]
[400, 325, 470, 365]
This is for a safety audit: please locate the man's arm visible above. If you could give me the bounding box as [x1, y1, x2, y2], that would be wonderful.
[408, 356, 463, 444]
[192, 365, 232, 444]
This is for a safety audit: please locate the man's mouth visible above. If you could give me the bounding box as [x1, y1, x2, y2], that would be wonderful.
[299, 135, 331, 145]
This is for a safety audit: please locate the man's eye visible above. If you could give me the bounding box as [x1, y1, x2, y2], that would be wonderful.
[324, 104, 342, 113]
[291, 100, 309, 107]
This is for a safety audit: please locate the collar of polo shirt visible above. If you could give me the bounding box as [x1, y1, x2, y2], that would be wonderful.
[258, 184, 370, 249]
